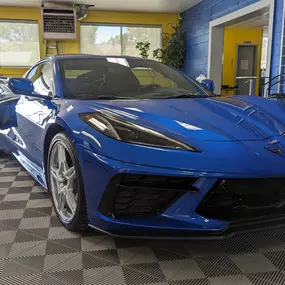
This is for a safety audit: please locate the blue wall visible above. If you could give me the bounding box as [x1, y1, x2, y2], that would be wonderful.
[181, 0, 284, 87]
[270, 0, 284, 86]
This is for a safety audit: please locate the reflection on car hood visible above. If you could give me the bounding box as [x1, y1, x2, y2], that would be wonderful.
[77, 95, 285, 142]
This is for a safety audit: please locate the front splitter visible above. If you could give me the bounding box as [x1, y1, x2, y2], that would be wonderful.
[89, 215, 285, 240]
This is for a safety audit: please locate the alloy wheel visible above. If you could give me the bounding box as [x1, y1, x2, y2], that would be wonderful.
[49, 142, 77, 222]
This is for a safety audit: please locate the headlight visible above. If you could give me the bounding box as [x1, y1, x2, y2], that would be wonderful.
[79, 112, 200, 152]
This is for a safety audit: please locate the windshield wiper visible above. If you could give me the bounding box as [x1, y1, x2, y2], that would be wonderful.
[97, 95, 129, 100]
[74, 93, 129, 100]
[165, 94, 210, 99]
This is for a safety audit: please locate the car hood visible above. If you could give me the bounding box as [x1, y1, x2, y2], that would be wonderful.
[73, 95, 285, 142]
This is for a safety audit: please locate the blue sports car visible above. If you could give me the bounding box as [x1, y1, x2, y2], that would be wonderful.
[2, 54, 285, 238]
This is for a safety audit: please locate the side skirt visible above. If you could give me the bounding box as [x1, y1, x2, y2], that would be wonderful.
[12, 150, 47, 189]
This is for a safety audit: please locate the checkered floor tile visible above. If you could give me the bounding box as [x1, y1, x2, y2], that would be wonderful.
[1, 154, 285, 284]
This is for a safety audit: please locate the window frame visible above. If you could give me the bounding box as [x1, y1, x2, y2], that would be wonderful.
[0, 19, 40, 68]
[80, 22, 163, 57]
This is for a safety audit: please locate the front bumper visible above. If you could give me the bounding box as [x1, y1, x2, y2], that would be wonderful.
[76, 146, 285, 239]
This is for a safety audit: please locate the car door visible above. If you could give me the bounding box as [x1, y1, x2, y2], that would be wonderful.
[11, 61, 55, 168]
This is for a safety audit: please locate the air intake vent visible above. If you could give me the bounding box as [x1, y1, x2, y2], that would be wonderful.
[99, 174, 197, 218]
[41, 8, 77, 40]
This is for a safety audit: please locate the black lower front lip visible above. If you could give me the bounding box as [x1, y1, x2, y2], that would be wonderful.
[89, 215, 285, 240]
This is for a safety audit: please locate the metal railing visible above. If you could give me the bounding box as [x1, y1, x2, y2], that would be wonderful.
[236, 76, 260, 96]
[234, 74, 285, 98]
[261, 73, 285, 97]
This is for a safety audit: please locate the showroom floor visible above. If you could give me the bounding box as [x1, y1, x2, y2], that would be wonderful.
[1, 156, 285, 285]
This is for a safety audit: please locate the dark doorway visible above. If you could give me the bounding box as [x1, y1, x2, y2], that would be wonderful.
[236, 45, 257, 95]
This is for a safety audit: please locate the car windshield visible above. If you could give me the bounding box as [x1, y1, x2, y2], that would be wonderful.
[58, 57, 213, 100]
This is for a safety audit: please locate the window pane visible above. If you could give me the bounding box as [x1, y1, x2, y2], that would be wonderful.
[122, 26, 162, 59]
[80, 25, 121, 56]
[29, 63, 53, 96]
[58, 58, 209, 100]
[0, 21, 40, 67]
[132, 67, 177, 88]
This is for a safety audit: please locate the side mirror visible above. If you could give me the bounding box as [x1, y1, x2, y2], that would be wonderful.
[7, 78, 34, 96]
[201, 79, 215, 92]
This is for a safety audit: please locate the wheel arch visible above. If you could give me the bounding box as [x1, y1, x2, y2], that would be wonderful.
[43, 119, 75, 178]
[44, 121, 88, 230]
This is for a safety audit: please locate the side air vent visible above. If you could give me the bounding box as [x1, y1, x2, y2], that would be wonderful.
[41, 8, 77, 40]
[99, 174, 198, 218]
[196, 178, 285, 222]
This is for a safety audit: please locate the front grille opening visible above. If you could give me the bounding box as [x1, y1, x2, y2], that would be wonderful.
[196, 178, 285, 222]
[99, 174, 197, 218]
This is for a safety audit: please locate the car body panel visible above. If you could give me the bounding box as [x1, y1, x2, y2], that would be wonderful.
[2, 55, 285, 238]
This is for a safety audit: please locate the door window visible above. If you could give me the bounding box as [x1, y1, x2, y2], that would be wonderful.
[27, 62, 54, 96]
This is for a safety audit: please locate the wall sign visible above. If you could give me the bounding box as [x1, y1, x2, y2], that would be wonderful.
[241, 60, 249, 70]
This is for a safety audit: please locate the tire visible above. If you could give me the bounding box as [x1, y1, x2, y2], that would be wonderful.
[47, 132, 88, 231]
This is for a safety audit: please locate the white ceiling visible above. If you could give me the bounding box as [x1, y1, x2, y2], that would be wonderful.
[228, 13, 269, 30]
[0, 0, 201, 13]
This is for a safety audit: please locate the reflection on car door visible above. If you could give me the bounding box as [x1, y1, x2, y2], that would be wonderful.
[0, 81, 19, 130]
[9, 61, 55, 168]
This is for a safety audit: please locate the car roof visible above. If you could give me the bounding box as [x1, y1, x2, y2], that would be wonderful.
[47, 54, 148, 61]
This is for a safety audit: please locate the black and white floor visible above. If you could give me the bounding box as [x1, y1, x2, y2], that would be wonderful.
[1, 154, 285, 285]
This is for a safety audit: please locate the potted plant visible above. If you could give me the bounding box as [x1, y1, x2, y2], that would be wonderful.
[136, 25, 186, 70]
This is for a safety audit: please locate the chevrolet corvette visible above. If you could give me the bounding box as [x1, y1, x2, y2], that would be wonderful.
[1, 54, 285, 238]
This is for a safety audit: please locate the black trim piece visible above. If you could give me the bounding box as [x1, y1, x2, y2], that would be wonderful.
[89, 215, 285, 240]
[99, 174, 198, 218]
[43, 9, 74, 14]
[196, 178, 285, 222]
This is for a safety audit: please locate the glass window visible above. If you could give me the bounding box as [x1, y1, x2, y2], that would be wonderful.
[122, 26, 161, 58]
[27, 62, 54, 96]
[0, 20, 40, 67]
[59, 57, 211, 100]
[132, 67, 178, 88]
[80, 25, 121, 56]
[80, 24, 162, 59]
